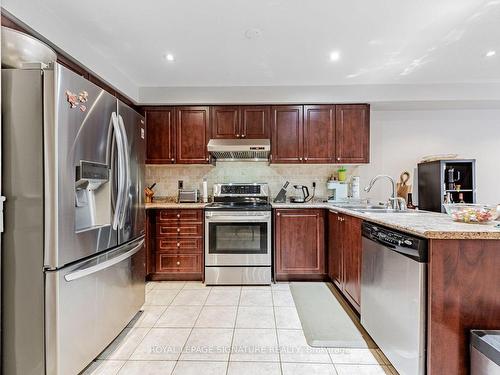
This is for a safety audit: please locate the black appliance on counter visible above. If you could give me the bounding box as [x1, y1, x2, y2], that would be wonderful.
[417, 159, 476, 212]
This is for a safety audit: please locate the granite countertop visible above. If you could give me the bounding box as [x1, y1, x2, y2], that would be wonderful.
[145, 199, 500, 240]
[145, 201, 210, 209]
[272, 202, 500, 240]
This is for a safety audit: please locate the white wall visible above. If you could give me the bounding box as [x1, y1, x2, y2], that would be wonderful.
[357, 109, 500, 205]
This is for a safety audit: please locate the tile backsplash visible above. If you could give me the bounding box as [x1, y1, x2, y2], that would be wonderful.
[146, 162, 359, 200]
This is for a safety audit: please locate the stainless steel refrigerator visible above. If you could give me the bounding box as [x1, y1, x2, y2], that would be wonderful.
[2, 63, 146, 375]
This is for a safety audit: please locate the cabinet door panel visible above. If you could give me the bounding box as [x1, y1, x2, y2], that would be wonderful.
[156, 253, 202, 273]
[271, 106, 303, 163]
[145, 109, 175, 164]
[342, 215, 362, 310]
[328, 211, 343, 288]
[304, 105, 335, 163]
[240, 106, 270, 139]
[275, 209, 325, 279]
[176, 107, 209, 164]
[335, 104, 370, 163]
[211, 106, 240, 139]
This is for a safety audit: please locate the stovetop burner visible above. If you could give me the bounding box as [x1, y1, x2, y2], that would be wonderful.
[205, 202, 272, 211]
[207, 183, 271, 211]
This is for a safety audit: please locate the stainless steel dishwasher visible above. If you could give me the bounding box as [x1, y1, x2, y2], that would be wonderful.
[361, 222, 428, 375]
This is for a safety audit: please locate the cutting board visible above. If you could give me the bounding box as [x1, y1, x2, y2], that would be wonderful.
[396, 171, 411, 200]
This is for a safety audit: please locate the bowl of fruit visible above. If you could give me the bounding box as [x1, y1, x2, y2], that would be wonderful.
[443, 204, 499, 224]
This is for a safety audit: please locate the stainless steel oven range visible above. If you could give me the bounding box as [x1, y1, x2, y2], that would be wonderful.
[205, 183, 272, 285]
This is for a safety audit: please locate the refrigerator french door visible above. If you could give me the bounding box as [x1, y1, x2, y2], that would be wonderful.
[2, 63, 145, 375]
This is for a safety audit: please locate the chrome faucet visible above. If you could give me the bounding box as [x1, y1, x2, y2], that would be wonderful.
[364, 175, 406, 211]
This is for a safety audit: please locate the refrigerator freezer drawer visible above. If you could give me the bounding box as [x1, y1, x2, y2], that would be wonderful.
[45, 236, 145, 375]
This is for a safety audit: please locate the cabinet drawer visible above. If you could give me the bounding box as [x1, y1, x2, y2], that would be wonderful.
[157, 209, 203, 223]
[156, 223, 203, 237]
[156, 253, 202, 273]
[156, 238, 203, 253]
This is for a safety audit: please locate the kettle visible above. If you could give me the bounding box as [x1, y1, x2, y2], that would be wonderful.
[290, 185, 310, 203]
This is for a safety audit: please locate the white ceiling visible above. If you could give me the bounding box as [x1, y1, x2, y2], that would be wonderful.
[4, 0, 500, 103]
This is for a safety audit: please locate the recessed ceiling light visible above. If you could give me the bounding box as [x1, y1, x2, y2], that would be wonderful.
[329, 51, 341, 62]
[165, 53, 175, 61]
[486, 50, 496, 57]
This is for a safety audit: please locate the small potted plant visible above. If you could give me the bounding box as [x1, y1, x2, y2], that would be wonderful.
[338, 166, 347, 182]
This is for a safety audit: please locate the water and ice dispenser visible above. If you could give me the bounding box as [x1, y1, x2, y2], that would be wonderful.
[75, 161, 111, 232]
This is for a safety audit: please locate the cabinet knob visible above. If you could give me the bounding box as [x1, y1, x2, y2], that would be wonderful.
[304, 157, 308, 161]
[177, 242, 180, 247]
[206, 157, 209, 161]
[337, 217, 341, 221]
[176, 261, 181, 265]
[171, 158, 175, 162]
[177, 214, 181, 218]
[177, 228, 180, 232]
[337, 157, 341, 161]
[299, 157, 303, 161]
[236, 134, 241, 138]
[241, 134, 246, 138]
[277, 212, 281, 216]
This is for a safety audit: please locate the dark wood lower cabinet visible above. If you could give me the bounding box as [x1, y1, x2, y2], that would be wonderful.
[427, 239, 500, 375]
[147, 208, 204, 281]
[274, 209, 326, 281]
[328, 210, 362, 312]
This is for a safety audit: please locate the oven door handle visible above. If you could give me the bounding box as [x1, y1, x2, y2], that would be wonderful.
[206, 217, 270, 222]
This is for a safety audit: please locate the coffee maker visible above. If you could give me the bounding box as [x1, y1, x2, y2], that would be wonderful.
[327, 180, 348, 202]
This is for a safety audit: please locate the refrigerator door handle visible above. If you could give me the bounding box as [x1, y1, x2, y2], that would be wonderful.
[64, 238, 144, 282]
[111, 112, 125, 230]
[0, 196, 6, 233]
[117, 114, 131, 229]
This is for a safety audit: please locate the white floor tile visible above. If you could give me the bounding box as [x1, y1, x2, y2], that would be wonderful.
[282, 362, 338, 375]
[328, 348, 382, 365]
[205, 288, 241, 306]
[196, 306, 238, 328]
[145, 290, 179, 306]
[117, 360, 176, 375]
[152, 281, 186, 290]
[128, 306, 166, 328]
[155, 305, 202, 328]
[278, 329, 331, 363]
[272, 290, 295, 307]
[227, 361, 281, 375]
[171, 289, 210, 306]
[182, 282, 210, 290]
[130, 328, 191, 360]
[171, 361, 227, 375]
[239, 289, 273, 306]
[82, 360, 125, 375]
[231, 329, 279, 362]
[98, 328, 150, 360]
[334, 364, 394, 375]
[271, 282, 290, 291]
[241, 285, 271, 291]
[236, 306, 275, 328]
[145, 283, 155, 293]
[180, 328, 233, 361]
[274, 307, 302, 329]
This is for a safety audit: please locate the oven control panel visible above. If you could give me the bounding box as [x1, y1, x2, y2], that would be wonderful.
[213, 183, 269, 197]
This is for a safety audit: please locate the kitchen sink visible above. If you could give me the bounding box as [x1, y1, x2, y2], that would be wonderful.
[351, 208, 417, 214]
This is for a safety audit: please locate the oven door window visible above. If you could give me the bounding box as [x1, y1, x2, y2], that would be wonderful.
[209, 222, 268, 254]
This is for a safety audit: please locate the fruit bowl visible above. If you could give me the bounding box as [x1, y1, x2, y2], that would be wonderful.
[443, 204, 499, 224]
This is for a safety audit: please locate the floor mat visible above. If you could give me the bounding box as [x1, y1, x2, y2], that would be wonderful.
[290, 282, 376, 348]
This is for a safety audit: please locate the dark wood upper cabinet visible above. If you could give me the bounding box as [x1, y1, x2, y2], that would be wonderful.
[274, 209, 326, 280]
[240, 106, 270, 139]
[145, 108, 176, 164]
[335, 104, 370, 163]
[303, 105, 335, 163]
[176, 107, 210, 164]
[210, 106, 240, 139]
[271, 106, 303, 163]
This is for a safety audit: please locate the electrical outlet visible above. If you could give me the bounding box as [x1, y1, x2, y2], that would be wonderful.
[178, 180, 184, 189]
[312, 182, 316, 188]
